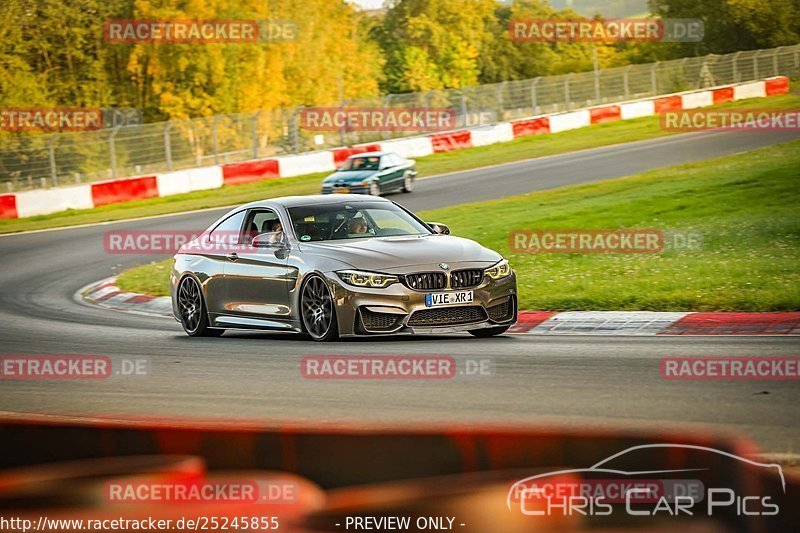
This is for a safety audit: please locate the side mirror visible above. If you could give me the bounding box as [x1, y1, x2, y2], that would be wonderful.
[252, 232, 286, 248]
[428, 222, 451, 235]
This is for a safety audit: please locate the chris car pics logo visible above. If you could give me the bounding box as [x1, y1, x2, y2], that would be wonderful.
[507, 444, 784, 518]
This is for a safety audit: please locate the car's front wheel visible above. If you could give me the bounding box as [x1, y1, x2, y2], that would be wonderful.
[300, 275, 339, 341]
[369, 181, 381, 196]
[468, 325, 511, 338]
[402, 172, 414, 193]
[177, 276, 224, 337]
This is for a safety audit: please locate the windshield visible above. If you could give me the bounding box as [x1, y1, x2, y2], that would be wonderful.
[288, 201, 431, 241]
[338, 156, 381, 171]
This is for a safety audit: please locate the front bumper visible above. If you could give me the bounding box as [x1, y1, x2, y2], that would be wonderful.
[323, 270, 518, 336]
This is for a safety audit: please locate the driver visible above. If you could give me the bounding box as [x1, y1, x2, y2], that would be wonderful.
[347, 217, 368, 235]
[268, 220, 284, 243]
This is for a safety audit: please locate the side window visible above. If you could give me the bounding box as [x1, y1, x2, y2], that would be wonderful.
[208, 210, 246, 244]
[242, 209, 281, 244]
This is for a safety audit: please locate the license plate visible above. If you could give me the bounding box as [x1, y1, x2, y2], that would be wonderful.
[333, 188, 350, 194]
[425, 290, 473, 307]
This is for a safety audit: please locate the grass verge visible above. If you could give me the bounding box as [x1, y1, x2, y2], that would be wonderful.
[118, 140, 800, 311]
[3, 92, 799, 235]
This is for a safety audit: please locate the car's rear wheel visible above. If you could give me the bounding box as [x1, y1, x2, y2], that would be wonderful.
[177, 276, 224, 337]
[301, 275, 339, 341]
[402, 172, 414, 193]
[369, 181, 381, 196]
[468, 325, 511, 338]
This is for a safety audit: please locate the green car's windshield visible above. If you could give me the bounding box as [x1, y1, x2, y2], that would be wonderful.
[338, 156, 381, 171]
[289, 201, 431, 242]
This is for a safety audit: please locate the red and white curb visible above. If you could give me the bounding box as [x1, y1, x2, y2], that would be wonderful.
[512, 310, 800, 335]
[1, 76, 790, 220]
[77, 276, 172, 318]
[79, 277, 800, 335]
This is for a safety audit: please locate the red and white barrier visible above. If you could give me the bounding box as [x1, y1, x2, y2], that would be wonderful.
[681, 91, 714, 110]
[277, 151, 336, 178]
[1, 76, 790, 219]
[549, 109, 591, 133]
[510, 116, 549, 138]
[589, 105, 621, 124]
[155, 167, 224, 197]
[12, 185, 95, 218]
[222, 159, 280, 185]
[469, 123, 515, 147]
[734, 81, 767, 100]
[380, 136, 433, 158]
[620, 100, 655, 120]
[712, 87, 735, 105]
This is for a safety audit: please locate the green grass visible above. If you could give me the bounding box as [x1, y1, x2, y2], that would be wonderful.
[118, 140, 800, 311]
[3, 92, 799, 235]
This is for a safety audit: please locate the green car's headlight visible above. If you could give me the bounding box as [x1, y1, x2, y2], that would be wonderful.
[336, 270, 398, 288]
[485, 259, 512, 280]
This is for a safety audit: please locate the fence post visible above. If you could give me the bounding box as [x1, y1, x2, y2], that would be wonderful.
[164, 121, 174, 171]
[109, 125, 122, 179]
[291, 106, 302, 154]
[530, 77, 540, 114]
[339, 99, 350, 146]
[212, 115, 224, 165]
[732, 51, 742, 83]
[382, 95, 393, 139]
[753, 50, 762, 79]
[563, 74, 572, 110]
[697, 55, 709, 88]
[651, 62, 659, 95]
[48, 135, 58, 187]
[593, 65, 600, 103]
[459, 89, 468, 127]
[772, 47, 782, 77]
[252, 111, 262, 159]
[623, 65, 632, 98]
[496, 81, 507, 122]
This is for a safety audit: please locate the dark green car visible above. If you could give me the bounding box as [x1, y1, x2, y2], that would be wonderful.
[321, 151, 417, 196]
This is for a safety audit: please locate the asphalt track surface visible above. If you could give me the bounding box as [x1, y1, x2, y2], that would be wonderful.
[0, 129, 798, 452]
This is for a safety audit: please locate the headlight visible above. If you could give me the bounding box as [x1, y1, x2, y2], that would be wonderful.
[485, 259, 512, 280]
[336, 270, 398, 288]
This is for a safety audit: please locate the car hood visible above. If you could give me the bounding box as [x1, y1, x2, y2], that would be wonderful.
[299, 234, 502, 273]
[323, 170, 376, 183]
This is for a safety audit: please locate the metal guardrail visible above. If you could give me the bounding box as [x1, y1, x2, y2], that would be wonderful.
[1, 44, 798, 191]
